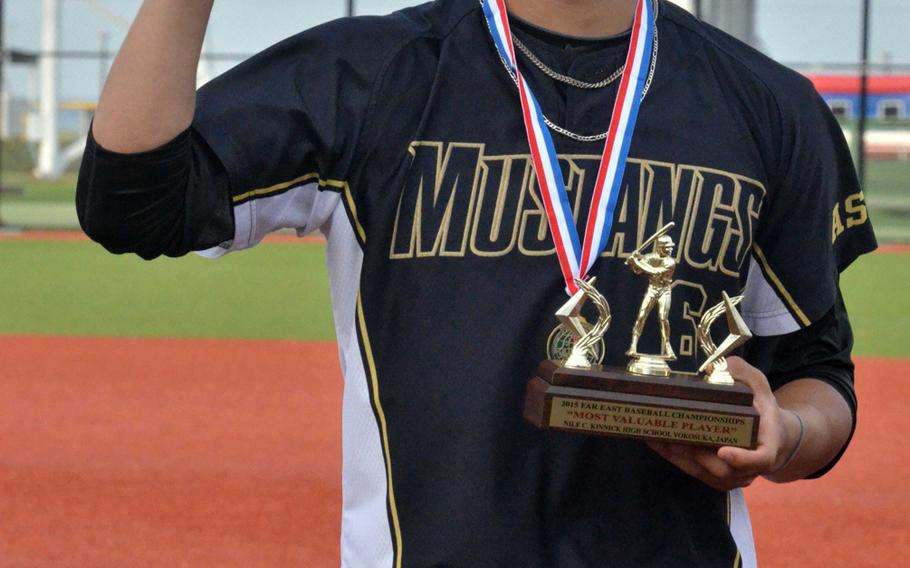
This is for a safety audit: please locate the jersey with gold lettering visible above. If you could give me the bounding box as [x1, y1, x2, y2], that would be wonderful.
[77, 0, 876, 566]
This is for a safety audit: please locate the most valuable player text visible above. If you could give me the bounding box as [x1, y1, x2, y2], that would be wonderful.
[548, 397, 754, 447]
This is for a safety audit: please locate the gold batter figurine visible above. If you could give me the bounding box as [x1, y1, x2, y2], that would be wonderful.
[625, 222, 676, 376]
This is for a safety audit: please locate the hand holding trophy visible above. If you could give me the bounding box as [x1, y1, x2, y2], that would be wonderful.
[525, 223, 760, 449]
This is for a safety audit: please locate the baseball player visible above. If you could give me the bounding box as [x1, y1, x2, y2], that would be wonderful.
[626, 234, 676, 358]
[77, 0, 877, 566]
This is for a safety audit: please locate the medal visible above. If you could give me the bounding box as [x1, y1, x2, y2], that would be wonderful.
[546, 323, 605, 365]
[481, 0, 656, 361]
[493, 5, 761, 449]
[481, 0, 656, 294]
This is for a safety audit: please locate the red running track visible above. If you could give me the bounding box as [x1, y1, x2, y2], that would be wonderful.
[0, 336, 906, 567]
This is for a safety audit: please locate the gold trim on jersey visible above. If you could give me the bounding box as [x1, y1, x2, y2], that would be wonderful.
[751, 243, 811, 327]
[232, 172, 367, 244]
[232, 173, 317, 203]
[356, 293, 403, 567]
[726, 492, 743, 568]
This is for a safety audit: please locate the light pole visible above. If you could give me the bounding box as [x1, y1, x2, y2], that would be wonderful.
[99, 31, 110, 94]
[0, 0, 5, 227]
[36, 0, 60, 179]
[858, 0, 871, 188]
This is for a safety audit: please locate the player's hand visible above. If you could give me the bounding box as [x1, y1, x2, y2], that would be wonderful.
[646, 357, 796, 492]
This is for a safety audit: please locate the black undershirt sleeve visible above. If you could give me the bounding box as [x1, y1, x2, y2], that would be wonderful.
[76, 16, 409, 260]
[76, 126, 234, 260]
[744, 287, 857, 478]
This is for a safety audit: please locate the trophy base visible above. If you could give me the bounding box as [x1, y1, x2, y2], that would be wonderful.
[626, 353, 674, 377]
[705, 366, 736, 386]
[524, 360, 759, 449]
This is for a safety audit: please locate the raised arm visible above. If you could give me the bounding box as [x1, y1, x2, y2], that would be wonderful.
[92, 0, 215, 153]
[77, 0, 234, 259]
[78, 5, 410, 260]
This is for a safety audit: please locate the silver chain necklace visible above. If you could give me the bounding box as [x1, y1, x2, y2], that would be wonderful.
[512, 35, 625, 89]
[485, 0, 660, 142]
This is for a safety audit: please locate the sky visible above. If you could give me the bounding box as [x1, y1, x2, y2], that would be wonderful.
[3, 0, 909, 101]
[755, 0, 909, 67]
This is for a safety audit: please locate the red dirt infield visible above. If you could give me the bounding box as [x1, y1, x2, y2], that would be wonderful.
[0, 335, 906, 567]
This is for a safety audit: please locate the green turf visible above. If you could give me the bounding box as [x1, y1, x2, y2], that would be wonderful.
[840, 252, 910, 358]
[0, 172, 80, 229]
[865, 159, 910, 202]
[3, 161, 905, 203]
[0, 172, 80, 202]
[867, 207, 910, 242]
[3, 157, 908, 239]
[0, 240, 334, 340]
[838, 118, 910, 132]
[0, 202, 79, 228]
[1, 239, 906, 358]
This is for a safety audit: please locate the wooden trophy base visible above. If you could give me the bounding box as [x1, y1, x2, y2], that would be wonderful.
[524, 359, 759, 449]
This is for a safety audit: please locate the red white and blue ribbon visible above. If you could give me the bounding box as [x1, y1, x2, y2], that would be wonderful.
[481, 0, 655, 294]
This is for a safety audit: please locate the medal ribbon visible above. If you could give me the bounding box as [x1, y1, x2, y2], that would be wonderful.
[481, 0, 655, 294]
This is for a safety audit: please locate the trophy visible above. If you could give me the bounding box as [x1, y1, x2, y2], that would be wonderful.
[524, 223, 760, 449]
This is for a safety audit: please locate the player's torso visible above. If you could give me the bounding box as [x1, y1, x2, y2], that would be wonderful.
[345, 2, 766, 565]
[356, 2, 770, 372]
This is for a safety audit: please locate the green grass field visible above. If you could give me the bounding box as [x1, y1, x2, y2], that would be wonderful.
[0, 239, 906, 357]
[866, 160, 910, 201]
[840, 253, 910, 358]
[0, 172, 80, 201]
[0, 240, 335, 341]
[0, 172, 81, 229]
[2, 157, 907, 238]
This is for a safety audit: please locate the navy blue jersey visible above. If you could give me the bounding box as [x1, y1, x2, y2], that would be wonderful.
[77, 1, 876, 566]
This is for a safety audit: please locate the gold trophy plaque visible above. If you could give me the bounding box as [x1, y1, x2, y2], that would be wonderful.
[524, 223, 760, 449]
